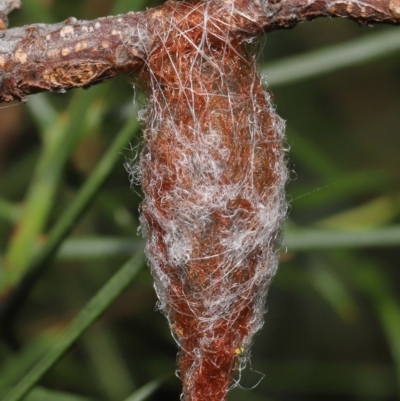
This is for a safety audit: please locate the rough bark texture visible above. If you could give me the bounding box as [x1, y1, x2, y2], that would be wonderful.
[263, 0, 400, 29]
[1, 0, 400, 103]
[0, 12, 150, 102]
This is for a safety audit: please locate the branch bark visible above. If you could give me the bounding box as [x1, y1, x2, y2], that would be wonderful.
[263, 0, 400, 29]
[0, 12, 151, 103]
[0, 0, 399, 103]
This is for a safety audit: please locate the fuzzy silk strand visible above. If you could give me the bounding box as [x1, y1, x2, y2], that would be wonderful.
[134, 1, 288, 400]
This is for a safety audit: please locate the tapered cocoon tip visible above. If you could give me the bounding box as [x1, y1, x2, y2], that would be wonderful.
[136, 1, 287, 400]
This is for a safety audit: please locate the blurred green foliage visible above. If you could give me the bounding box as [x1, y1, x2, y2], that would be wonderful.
[0, 1, 400, 400]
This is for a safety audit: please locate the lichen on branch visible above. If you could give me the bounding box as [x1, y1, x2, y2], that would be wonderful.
[0, 10, 153, 103]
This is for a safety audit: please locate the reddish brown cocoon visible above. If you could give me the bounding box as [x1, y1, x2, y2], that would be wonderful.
[139, 1, 287, 400]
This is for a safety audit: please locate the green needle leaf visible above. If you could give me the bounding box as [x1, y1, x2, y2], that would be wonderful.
[122, 376, 167, 401]
[263, 29, 400, 87]
[0, 115, 139, 319]
[1, 252, 145, 401]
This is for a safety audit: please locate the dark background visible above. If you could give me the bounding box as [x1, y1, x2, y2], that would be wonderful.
[1, 1, 400, 400]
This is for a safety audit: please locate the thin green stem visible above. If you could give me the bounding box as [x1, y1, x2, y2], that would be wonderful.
[4, 87, 105, 288]
[0, 115, 139, 328]
[58, 237, 144, 261]
[51, 225, 400, 262]
[122, 376, 167, 401]
[334, 252, 400, 396]
[1, 252, 145, 401]
[263, 29, 400, 87]
[285, 226, 400, 250]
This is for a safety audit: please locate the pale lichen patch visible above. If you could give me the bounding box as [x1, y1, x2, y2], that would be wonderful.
[75, 42, 82, 52]
[89, 26, 94, 33]
[82, 26, 89, 33]
[65, 17, 77, 24]
[15, 48, 28, 64]
[95, 22, 101, 29]
[112, 30, 121, 35]
[61, 48, 70, 56]
[115, 45, 130, 65]
[46, 34, 51, 41]
[0, 56, 5, 68]
[101, 42, 109, 49]
[389, 0, 400, 18]
[47, 49, 59, 58]
[60, 25, 75, 38]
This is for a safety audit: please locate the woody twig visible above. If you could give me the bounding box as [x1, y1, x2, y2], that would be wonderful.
[0, 0, 399, 104]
